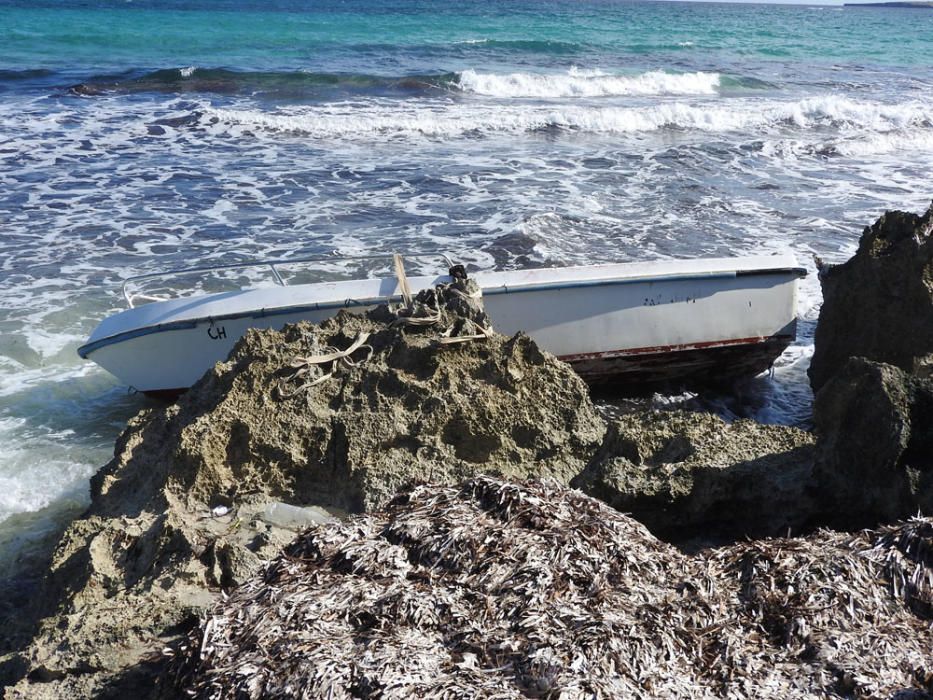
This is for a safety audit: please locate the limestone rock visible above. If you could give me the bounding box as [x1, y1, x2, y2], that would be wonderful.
[809, 203, 933, 392]
[146, 304, 604, 517]
[4, 283, 605, 699]
[812, 357, 933, 529]
[573, 409, 816, 541]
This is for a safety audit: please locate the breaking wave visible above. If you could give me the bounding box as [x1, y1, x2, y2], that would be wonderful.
[457, 68, 723, 98]
[762, 129, 933, 158]
[197, 95, 933, 142]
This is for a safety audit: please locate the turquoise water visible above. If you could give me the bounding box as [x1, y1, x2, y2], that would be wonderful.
[2, 0, 933, 567]
[3, 0, 933, 74]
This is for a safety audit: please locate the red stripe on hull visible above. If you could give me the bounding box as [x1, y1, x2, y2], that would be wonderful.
[559, 335, 792, 363]
[562, 334, 793, 388]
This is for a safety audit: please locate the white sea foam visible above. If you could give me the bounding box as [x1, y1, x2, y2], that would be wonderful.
[0, 447, 92, 525]
[830, 129, 933, 156]
[201, 94, 933, 143]
[759, 126, 933, 159]
[23, 328, 85, 362]
[782, 95, 931, 131]
[180, 66, 197, 78]
[751, 342, 815, 426]
[203, 197, 238, 222]
[457, 67, 722, 98]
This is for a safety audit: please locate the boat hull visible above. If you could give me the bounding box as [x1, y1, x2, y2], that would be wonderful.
[566, 334, 793, 388]
[78, 256, 804, 396]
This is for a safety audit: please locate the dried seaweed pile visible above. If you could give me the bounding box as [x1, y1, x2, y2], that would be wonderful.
[703, 525, 933, 698]
[176, 478, 933, 699]
[867, 517, 933, 619]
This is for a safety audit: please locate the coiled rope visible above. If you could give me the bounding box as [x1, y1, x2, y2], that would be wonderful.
[276, 331, 373, 398]
[391, 254, 491, 342]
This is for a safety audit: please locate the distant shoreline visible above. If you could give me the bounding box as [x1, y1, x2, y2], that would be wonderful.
[845, 1, 933, 7]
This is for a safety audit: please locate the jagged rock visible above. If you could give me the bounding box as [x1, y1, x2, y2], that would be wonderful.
[572, 410, 816, 541]
[131, 286, 603, 517]
[812, 357, 933, 529]
[4, 283, 605, 699]
[809, 203, 933, 392]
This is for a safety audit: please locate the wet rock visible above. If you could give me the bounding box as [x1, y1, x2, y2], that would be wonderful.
[573, 409, 816, 541]
[812, 357, 933, 529]
[809, 203, 933, 392]
[67, 83, 105, 96]
[2, 487, 299, 700]
[151, 111, 202, 128]
[4, 282, 605, 698]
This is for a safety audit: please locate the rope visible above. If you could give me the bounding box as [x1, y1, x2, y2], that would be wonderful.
[390, 268, 442, 327]
[390, 253, 441, 327]
[448, 286, 483, 301]
[389, 264, 490, 343]
[392, 308, 442, 328]
[436, 322, 493, 346]
[435, 282, 488, 343]
[276, 332, 372, 398]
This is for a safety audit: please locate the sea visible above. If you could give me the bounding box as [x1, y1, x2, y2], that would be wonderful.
[1, 0, 932, 570]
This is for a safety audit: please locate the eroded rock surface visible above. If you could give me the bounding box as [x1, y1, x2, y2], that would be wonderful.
[812, 357, 933, 529]
[3, 283, 605, 699]
[573, 410, 816, 541]
[809, 203, 933, 392]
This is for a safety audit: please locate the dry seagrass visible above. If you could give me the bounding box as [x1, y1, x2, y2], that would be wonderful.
[172, 478, 933, 699]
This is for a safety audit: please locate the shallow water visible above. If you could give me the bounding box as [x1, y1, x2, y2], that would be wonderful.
[2, 0, 932, 564]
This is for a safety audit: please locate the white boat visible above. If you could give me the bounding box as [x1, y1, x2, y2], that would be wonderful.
[78, 252, 806, 398]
